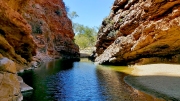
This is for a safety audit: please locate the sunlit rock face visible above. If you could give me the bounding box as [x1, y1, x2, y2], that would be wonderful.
[0, 58, 22, 101]
[0, 0, 36, 64]
[20, 0, 79, 60]
[95, 0, 180, 65]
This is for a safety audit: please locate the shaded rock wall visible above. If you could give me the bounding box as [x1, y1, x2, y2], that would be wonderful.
[95, 0, 180, 65]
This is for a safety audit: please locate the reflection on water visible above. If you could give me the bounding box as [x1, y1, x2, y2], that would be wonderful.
[19, 59, 163, 101]
[96, 67, 164, 101]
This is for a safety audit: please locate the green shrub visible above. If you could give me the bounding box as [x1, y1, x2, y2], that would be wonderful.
[107, 30, 116, 37]
[32, 24, 42, 34]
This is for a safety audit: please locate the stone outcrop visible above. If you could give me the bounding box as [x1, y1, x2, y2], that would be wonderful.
[0, 58, 22, 101]
[95, 0, 180, 65]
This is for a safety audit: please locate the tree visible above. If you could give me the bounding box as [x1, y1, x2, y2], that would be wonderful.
[68, 11, 78, 20]
[66, 10, 97, 49]
[74, 24, 97, 49]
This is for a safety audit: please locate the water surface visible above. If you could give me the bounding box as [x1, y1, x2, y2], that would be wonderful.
[19, 58, 163, 101]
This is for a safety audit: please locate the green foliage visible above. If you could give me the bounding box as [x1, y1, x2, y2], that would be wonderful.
[32, 24, 42, 34]
[119, 18, 123, 22]
[103, 17, 114, 25]
[110, 20, 114, 25]
[66, 10, 97, 49]
[74, 24, 97, 49]
[68, 11, 78, 20]
[104, 17, 110, 24]
[108, 30, 116, 37]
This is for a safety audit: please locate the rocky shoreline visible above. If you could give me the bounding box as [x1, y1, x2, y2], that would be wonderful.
[0, 58, 23, 101]
[18, 76, 33, 93]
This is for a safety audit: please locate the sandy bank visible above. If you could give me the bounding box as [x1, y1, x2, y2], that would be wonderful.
[125, 64, 180, 100]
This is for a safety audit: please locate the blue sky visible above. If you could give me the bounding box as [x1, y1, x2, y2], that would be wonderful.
[63, 0, 115, 28]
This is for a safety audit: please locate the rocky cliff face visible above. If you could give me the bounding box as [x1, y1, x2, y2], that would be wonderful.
[20, 0, 79, 60]
[0, 0, 79, 100]
[95, 0, 180, 65]
[0, 0, 36, 65]
[0, 0, 79, 65]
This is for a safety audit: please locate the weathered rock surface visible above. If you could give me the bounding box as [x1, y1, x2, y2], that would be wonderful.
[0, 0, 36, 64]
[95, 0, 180, 65]
[20, 0, 79, 60]
[0, 58, 22, 101]
[18, 76, 33, 92]
[0, 0, 79, 64]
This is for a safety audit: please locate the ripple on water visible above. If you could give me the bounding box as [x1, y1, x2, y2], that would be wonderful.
[20, 59, 165, 101]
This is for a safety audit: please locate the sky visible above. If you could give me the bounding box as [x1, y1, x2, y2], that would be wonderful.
[63, 0, 115, 28]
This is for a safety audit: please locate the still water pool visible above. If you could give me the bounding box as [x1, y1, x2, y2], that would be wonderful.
[18, 58, 162, 101]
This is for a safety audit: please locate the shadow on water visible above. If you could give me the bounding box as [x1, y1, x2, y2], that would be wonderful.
[18, 59, 74, 101]
[19, 59, 165, 101]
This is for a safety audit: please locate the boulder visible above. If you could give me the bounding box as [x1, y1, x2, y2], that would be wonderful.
[0, 58, 16, 73]
[0, 58, 22, 101]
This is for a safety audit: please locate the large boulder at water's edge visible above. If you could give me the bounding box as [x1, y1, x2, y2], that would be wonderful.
[0, 57, 22, 101]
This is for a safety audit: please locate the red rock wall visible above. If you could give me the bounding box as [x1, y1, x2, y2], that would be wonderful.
[95, 0, 180, 65]
[0, 0, 79, 65]
[20, 0, 79, 60]
[0, 0, 79, 100]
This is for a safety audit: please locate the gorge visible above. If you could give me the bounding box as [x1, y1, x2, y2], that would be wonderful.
[1, 0, 180, 100]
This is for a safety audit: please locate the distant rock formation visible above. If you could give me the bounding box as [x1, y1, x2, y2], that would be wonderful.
[95, 0, 180, 65]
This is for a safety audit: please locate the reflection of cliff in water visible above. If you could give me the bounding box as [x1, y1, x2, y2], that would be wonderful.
[19, 59, 75, 101]
[19, 59, 164, 101]
[96, 67, 164, 101]
[45, 59, 74, 71]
